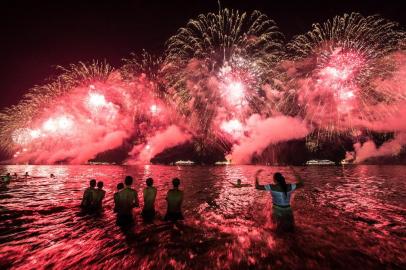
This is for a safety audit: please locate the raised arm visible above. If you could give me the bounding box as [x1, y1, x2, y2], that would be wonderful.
[290, 166, 304, 188]
[255, 169, 266, 190]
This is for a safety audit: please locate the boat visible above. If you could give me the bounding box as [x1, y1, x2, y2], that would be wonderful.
[306, 159, 335, 165]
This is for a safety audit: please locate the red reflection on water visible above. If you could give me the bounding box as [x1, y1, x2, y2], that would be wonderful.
[0, 165, 405, 269]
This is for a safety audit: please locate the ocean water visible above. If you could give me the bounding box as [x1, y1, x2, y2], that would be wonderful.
[0, 165, 405, 269]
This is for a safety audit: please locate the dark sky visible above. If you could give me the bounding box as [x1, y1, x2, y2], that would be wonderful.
[1, 0, 404, 110]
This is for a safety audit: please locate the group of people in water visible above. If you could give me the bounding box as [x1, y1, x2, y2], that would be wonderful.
[79, 167, 303, 231]
[80, 176, 184, 225]
[1, 172, 34, 184]
[2, 167, 304, 231]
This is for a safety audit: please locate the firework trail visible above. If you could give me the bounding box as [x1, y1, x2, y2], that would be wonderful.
[1, 10, 406, 164]
[286, 13, 405, 138]
[163, 8, 285, 157]
[0, 60, 185, 164]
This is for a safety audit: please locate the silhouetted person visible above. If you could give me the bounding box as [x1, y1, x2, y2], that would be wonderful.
[93, 181, 106, 210]
[142, 177, 157, 221]
[116, 176, 139, 224]
[50, 174, 55, 178]
[114, 183, 124, 213]
[24, 172, 29, 178]
[81, 179, 96, 210]
[229, 178, 251, 188]
[2, 173, 11, 184]
[255, 168, 304, 232]
[164, 178, 184, 221]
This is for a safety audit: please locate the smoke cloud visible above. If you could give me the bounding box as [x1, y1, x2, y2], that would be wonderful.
[230, 115, 310, 164]
[128, 125, 191, 164]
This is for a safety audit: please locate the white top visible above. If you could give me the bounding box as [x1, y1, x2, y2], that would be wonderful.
[264, 183, 296, 206]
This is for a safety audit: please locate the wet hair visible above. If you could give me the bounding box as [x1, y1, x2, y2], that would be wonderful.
[90, 179, 97, 187]
[172, 177, 180, 187]
[125, 176, 133, 186]
[97, 181, 104, 188]
[237, 179, 241, 184]
[146, 177, 153, 187]
[117, 183, 124, 190]
[273, 172, 288, 197]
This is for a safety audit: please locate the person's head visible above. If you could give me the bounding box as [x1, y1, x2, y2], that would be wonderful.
[50, 174, 55, 178]
[146, 177, 153, 187]
[273, 172, 287, 195]
[117, 183, 124, 190]
[124, 176, 133, 186]
[237, 179, 241, 185]
[97, 181, 104, 189]
[25, 172, 28, 175]
[172, 177, 180, 188]
[89, 179, 96, 187]
[6, 173, 10, 177]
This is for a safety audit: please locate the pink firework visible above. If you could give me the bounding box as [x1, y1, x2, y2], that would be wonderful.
[287, 13, 405, 137]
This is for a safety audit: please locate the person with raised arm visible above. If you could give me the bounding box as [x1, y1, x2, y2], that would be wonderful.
[255, 167, 304, 232]
[229, 178, 251, 188]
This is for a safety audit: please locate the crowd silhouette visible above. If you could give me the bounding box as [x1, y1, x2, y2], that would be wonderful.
[80, 176, 185, 225]
[1, 168, 303, 232]
[78, 168, 303, 232]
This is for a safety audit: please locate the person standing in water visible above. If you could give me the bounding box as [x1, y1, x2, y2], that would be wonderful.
[141, 177, 157, 221]
[116, 176, 139, 224]
[92, 181, 106, 211]
[164, 178, 184, 221]
[81, 179, 97, 210]
[2, 173, 11, 184]
[114, 183, 124, 213]
[255, 168, 304, 232]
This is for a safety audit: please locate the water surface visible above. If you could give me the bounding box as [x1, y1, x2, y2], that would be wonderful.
[0, 165, 405, 269]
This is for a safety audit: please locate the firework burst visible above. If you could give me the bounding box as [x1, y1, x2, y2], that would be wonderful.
[164, 8, 284, 154]
[287, 13, 405, 138]
[0, 60, 178, 164]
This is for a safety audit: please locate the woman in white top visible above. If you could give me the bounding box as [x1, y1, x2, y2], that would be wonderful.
[255, 168, 304, 232]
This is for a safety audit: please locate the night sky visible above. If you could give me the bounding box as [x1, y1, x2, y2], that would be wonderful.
[1, 0, 404, 110]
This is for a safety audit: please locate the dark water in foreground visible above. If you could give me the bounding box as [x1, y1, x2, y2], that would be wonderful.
[0, 165, 405, 270]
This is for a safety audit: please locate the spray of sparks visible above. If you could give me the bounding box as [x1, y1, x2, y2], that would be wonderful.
[163, 8, 284, 155]
[287, 13, 405, 138]
[1, 10, 406, 164]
